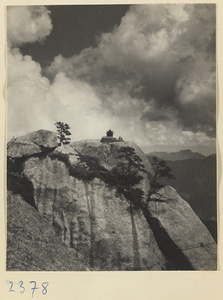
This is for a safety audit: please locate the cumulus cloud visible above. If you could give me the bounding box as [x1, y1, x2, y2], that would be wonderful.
[7, 6, 52, 47]
[7, 48, 51, 137]
[7, 49, 111, 140]
[7, 6, 53, 137]
[46, 4, 216, 138]
[7, 6, 109, 141]
[7, 4, 216, 153]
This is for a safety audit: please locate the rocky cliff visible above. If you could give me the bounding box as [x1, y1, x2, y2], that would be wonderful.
[7, 191, 88, 271]
[7, 130, 217, 271]
[145, 186, 217, 270]
[149, 156, 217, 241]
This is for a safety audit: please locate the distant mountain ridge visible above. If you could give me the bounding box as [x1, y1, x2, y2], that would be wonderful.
[147, 149, 206, 161]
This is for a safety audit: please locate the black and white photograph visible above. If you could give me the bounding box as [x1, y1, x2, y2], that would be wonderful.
[6, 3, 217, 273]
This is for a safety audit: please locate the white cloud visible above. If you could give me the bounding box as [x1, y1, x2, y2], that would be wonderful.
[46, 4, 215, 138]
[7, 50, 111, 141]
[45, 72, 111, 140]
[7, 48, 51, 138]
[7, 6, 52, 47]
[7, 5, 216, 154]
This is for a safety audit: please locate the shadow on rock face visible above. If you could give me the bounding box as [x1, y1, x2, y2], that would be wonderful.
[7, 172, 37, 210]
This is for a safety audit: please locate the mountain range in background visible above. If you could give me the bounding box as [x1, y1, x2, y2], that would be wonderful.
[148, 149, 206, 161]
[147, 150, 217, 241]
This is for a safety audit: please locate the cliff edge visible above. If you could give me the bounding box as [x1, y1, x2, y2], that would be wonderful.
[7, 130, 217, 270]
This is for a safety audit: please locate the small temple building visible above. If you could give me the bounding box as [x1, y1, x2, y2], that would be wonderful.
[100, 130, 123, 143]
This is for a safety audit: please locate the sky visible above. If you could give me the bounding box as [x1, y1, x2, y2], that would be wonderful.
[7, 4, 216, 155]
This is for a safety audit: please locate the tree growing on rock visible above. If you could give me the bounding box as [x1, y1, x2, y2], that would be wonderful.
[111, 146, 147, 269]
[150, 156, 175, 190]
[55, 122, 71, 146]
[111, 146, 146, 206]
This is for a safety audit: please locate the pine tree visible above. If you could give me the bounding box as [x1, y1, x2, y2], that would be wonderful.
[111, 146, 146, 269]
[55, 122, 71, 146]
[111, 146, 146, 206]
[150, 156, 175, 189]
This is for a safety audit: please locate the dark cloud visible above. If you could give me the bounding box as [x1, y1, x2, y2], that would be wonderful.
[178, 93, 216, 137]
[46, 4, 216, 138]
[20, 5, 129, 67]
[8, 4, 216, 152]
[141, 110, 172, 122]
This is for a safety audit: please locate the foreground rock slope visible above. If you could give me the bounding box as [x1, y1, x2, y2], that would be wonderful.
[7, 191, 88, 271]
[7, 130, 217, 270]
[146, 186, 217, 270]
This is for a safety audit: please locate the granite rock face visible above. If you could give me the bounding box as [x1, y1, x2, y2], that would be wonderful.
[7, 132, 166, 270]
[146, 186, 217, 270]
[7, 130, 217, 271]
[7, 129, 57, 158]
[72, 140, 153, 203]
[7, 191, 88, 271]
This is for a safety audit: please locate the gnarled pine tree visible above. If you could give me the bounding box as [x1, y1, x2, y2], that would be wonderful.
[150, 156, 175, 189]
[55, 122, 71, 146]
[111, 146, 146, 270]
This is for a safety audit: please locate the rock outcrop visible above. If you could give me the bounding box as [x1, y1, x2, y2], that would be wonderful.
[72, 139, 153, 202]
[145, 186, 217, 270]
[7, 130, 217, 271]
[7, 132, 166, 270]
[7, 191, 88, 271]
[7, 129, 57, 158]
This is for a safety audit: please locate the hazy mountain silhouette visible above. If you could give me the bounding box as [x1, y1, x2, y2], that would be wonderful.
[148, 149, 205, 161]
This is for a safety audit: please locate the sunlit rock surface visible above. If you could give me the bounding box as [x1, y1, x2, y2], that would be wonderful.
[7, 130, 217, 271]
[146, 186, 217, 270]
[7, 130, 57, 158]
[7, 191, 88, 271]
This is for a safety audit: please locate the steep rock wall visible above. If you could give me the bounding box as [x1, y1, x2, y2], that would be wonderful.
[21, 154, 166, 270]
[145, 186, 217, 270]
[7, 130, 217, 271]
[72, 140, 154, 203]
[7, 191, 88, 271]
